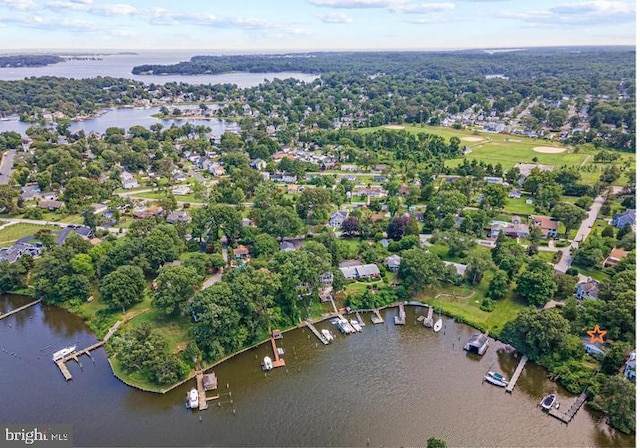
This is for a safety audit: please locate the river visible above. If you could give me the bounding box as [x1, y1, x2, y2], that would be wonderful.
[0, 104, 239, 136]
[0, 295, 634, 447]
[0, 50, 318, 86]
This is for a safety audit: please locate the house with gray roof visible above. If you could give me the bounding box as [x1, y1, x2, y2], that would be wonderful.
[612, 209, 636, 229]
[339, 264, 381, 280]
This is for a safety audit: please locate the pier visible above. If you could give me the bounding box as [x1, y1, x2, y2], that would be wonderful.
[371, 309, 384, 324]
[194, 366, 219, 411]
[393, 303, 406, 325]
[355, 311, 365, 327]
[304, 320, 329, 345]
[54, 320, 121, 381]
[0, 299, 42, 321]
[422, 306, 434, 328]
[270, 333, 286, 368]
[505, 354, 528, 393]
[548, 392, 588, 424]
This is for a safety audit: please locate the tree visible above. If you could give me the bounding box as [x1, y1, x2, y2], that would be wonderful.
[600, 342, 629, 375]
[515, 257, 557, 306]
[398, 249, 446, 296]
[427, 438, 447, 448]
[0, 185, 18, 213]
[387, 216, 408, 241]
[0, 260, 25, 294]
[100, 265, 145, 311]
[81, 207, 98, 232]
[551, 203, 587, 238]
[251, 233, 279, 258]
[296, 188, 332, 224]
[590, 376, 636, 434]
[464, 251, 494, 285]
[341, 216, 360, 236]
[152, 265, 201, 316]
[481, 183, 507, 212]
[501, 308, 572, 361]
[259, 205, 304, 240]
[553, 273, 577, 301]
[487, 269, 509, 300]
[142, 225, 183, 272]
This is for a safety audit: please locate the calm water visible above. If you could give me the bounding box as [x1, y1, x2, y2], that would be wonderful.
[0, 295, 634, 447]
[0, 105, 239, 135]
[0, 50, 318, 85]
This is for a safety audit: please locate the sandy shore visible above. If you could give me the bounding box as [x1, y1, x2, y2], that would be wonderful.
[533, 146, 566, 154]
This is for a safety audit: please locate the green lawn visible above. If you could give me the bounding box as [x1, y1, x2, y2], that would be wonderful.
[0, 223, 59, 245]
[574, 266, 610, 283]
[503, 197, 535, 215]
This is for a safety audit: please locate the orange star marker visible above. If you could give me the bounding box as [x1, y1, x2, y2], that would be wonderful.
[587, 324, 607, 344]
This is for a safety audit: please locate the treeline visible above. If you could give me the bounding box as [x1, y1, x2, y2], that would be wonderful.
[0, 55, 63, 68]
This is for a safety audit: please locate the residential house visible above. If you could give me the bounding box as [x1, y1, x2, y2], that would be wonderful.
[279, 241, 296, 251]
[508, 190, 522, 199]
[576, 278, 599, 300]
[583, 337, 606, 357]
[120, 171, 139, 189]
[166, 210, 191, 224]
[612, 209, 636, 229]
[171, 185, 191, 196]
[287, 184, 299, 195]
[339, 264, 381, 280]
[603, 248, 629, 268]
[209, 164, 225, 177]
[443, 261, 467, 276]
[483, 176, 505, 185]
[38, 200, 64, 211]
[384, 254, 402, 272]
[0, 242, 41, 263]
[329, 210, 348, 227]
[233, 245, 250, 260]
[250, 159, 267, 171]
[20, 184, 57, 202]
[132, 206, 164, 219]
[624, 351, 636, 381]
[530, 215, 558, 238]
[352, 185, 387, 198]
[282, 173, 297, 184]
[340, 164, 359, 172]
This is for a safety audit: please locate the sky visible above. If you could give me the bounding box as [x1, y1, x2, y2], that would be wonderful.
[0, 0, 635, 51]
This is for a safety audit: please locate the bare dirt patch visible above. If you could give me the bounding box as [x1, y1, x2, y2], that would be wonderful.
[461, 136, 484, 142]
[384, 125, 405, 130]
[533, 146, 566, 154]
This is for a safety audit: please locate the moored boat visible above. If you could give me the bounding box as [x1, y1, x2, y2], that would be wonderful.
[484, 370, 509, 387]
[540, 393, 557, 410]
[350, 319, 362, 332]
[186, 388, 198, 409]
[321, 328, 334, 342]
[433, 318, 442, 333]
[262, 356, 273, 371]
[52, 345, 77, 362]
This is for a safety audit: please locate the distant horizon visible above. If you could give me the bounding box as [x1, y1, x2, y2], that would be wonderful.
[0, 0, 634, 51]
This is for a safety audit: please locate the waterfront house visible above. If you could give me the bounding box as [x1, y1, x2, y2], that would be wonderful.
[583, 337, 606, 357]
[530, 215, 558, 238]
[612, 209, 636, 229]
[464, 333, 489, 356]
[0, 242, 41, 263]
[575, 278, 599, 300]
[384, 254, 402, 272]
[624, 351, 636, 381]
[329, 210, 348, 227]
[603, 248, 628, 268]
[339, 264, 381, 280]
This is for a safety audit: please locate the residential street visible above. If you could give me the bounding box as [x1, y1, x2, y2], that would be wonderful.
[0, 149, 16, 185]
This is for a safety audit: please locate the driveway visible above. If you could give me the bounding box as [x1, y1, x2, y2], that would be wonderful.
[0, 149, 17, 185]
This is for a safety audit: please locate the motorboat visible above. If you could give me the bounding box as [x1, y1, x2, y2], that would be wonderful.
[336, 318, 353, 334]
[540, 393, 557, 410]
[321, 328, 334, 342]
[52, 345, 77, 362]
[262, 356, 273, 371]
[186, 388, 198, 409]
[433, 318, 443, 333]
[484, 370, 509, 387]
[350, 319, 362, 332]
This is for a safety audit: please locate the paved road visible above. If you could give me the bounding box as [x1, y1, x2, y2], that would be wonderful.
[572, 193, 607, 247]
[0, 149, 16, 185]
[202, 271, 223, 289]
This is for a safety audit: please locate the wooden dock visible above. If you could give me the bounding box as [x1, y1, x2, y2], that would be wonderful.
[0, 299, 42, 321]
[54, 320, 121, 381]
[305, 321, 329, 345]
[548, 392, 588, 423]
[355, 311, 365, 326]
[270, 336, 285, 368]
[394, 303, 406, 325]
[505, 354, 528, 393]
[371, 309, 384, 324]
[196, 370, 208, 411]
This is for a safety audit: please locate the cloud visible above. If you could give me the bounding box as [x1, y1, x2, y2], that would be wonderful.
[46, 1, 139, 15]
[310, 0, 397, 7]
[2, 14, 100, 31]
[499, 0, 635, 25]
[320, 11, 353, 22]
[0, 0, 36, 10]
[393, 2, 454, 13]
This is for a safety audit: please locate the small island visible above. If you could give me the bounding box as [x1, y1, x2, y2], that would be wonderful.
[0, 54, 64, 68]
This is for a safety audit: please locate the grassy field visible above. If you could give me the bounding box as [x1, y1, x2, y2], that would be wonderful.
[0, 223, 58, 245]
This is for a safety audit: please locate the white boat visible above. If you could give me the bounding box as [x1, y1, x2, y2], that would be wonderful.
[484, 370, 509, 387]
[433, 318, 443, 333]
[186, 388, 198, 409]
[321, 328, 334, 342]
[262, 356, 273, 371]
[336, 318, 353, 334]
[350, 319, 362, 332]
[540, 393, 557, 410]
[52, 345, 76, 362]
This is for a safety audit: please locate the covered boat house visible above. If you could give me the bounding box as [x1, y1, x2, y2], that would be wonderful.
[464, 333, 490, 355]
